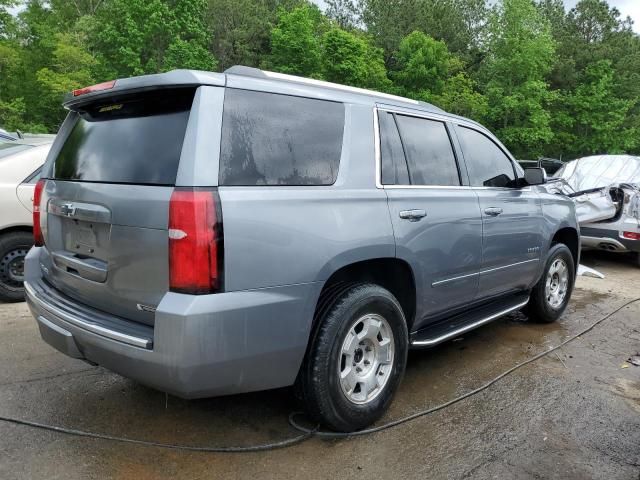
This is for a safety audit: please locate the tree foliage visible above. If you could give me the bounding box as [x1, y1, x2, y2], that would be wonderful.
[0, 0, 639, 161]
[480, 0, 556, 157]
[268, 4, 324, 77]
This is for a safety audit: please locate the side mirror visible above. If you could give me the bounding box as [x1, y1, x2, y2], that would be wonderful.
[524, 167, 546, 186]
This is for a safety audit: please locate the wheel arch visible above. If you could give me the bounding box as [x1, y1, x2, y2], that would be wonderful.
[0, 225, 33, 237]
[550, 226, 580, 272]
[312, 257, 417, 335]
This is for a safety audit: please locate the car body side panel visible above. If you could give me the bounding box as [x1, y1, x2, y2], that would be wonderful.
[537, 188, 581, 276]
[474, 188, 544, 298]
[219, 104, 395, 292]
[387, 188, 483, 330]
[175, 86, 224, 187]
[0, 144, 50, 231]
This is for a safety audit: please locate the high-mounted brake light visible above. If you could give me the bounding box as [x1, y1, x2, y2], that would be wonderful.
[622, 231, 640, 241]
[169, 188, 224, 294]
[33, 179, 46, 246]
[72, 80, 116, 97]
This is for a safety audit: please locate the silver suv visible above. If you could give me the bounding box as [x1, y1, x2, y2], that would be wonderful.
[25, 67, 579, 432]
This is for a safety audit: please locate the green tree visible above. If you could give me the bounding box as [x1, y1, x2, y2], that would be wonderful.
[481, 0, 556, 157]
[557, 60, 637, 156]
[430, 72, 488, 121]
[391, 31, 487, 121]
[90, 0, 215, 78]
[360, 0, 489, 65]
[0, 0, 17, 37]
[326, 0, 361, 29]
[206, 0, 277, 70]
[268, 4, 325, 77]
[321, 26, 390, 90]
[392, 31, 450, 97]
[36, 32, 96, 130]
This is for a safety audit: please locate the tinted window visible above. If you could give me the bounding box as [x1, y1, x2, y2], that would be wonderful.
[220, 89, 344, 186]
[379, 112, 409, 185]
[53, 90, 193, 185]
[394, 115, 460, 186]
[457, 127, 516, 188]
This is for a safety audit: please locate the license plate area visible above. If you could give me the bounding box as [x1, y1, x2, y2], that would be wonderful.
[62, 218, 111, 259]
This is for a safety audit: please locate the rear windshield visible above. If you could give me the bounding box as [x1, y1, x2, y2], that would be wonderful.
[52, 89, 194, 185]
[219, 89, 344, 186]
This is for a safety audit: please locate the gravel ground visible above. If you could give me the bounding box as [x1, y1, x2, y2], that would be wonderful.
[0, 250, 639, 480]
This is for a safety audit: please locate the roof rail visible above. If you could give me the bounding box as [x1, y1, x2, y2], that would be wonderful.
[224, 66, 266, 78]
[224, 65, 420, 106]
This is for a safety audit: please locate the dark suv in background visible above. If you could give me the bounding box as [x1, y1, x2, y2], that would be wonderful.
[25, 67, 579, 431]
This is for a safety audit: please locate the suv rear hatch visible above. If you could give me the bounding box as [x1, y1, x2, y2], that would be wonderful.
[39, 88, 195, 326]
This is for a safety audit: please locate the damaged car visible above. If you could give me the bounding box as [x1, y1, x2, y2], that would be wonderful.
[550, 155, 640, 266]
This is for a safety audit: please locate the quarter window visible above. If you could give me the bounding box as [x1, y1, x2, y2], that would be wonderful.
[394, 115, 460, 186]
[457, 126, 516, 188]
[219, 89, 344, 186]
[379, 112, 409, 185]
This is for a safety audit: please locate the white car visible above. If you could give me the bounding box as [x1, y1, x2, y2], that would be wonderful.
[0, 140, 52, 301]
[552, 155, 640, 266]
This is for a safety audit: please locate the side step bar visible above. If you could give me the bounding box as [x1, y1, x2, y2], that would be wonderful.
[410, 292, 530, 348]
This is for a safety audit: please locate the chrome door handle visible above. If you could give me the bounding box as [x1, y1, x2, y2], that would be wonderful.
[484, 207, 503, 217]
[399, 209, 427, 221]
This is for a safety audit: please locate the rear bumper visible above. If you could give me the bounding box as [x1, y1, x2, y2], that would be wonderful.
[580, 226, 640, 253]
[24, 247, 321, 398]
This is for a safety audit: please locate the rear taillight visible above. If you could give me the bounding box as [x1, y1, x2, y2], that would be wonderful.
[33, 179, 46, 246]
[169, 188, 223, 294]
[72, 80, 116, 97]
[622, 231, 640, 240]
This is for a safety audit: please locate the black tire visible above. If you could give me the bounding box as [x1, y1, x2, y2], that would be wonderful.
[297, 283, 408, 432]
[527, 243, 575, 323]
[634, 252, 640, 268]
[0, 231, 33, 303]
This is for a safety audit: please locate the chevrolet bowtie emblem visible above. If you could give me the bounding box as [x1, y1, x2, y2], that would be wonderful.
[60, 203, 76, 217]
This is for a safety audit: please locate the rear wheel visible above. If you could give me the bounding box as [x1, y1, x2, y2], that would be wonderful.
[297, 283, 408, 432]
[526, 243, 575, 323]
[0, 231, 33, 302]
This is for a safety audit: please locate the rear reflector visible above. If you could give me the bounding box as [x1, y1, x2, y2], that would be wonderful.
[169, 188, 223, 294]
[33, 179, 45, 246]
[72, 80, 116, 97]
[622, 231, 640, 240]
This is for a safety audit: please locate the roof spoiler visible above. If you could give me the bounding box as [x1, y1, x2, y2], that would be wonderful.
[63, 70, 225, 110]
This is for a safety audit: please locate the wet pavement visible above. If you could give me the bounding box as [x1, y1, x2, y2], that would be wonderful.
[1, 251, 639, 479]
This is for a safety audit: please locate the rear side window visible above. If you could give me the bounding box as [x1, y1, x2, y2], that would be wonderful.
[457, 126, 516, 188]
[219, 89, 344, 186]
[379, 112, 409, 185]
[53, 89, 194, 185]
[394, 115, 460, 186]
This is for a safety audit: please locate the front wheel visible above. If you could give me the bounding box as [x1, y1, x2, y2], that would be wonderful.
[297, 283, 408, 432]
[526, 243, 575, 323]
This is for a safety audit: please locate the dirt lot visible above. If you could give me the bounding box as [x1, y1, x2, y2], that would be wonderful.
[1, 251, 639, 480]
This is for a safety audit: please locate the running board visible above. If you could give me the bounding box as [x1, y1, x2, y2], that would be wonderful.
[410, 292, 530, 348]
